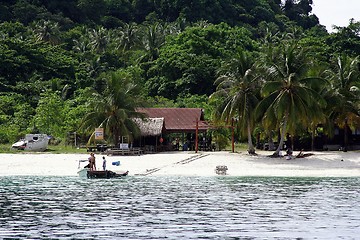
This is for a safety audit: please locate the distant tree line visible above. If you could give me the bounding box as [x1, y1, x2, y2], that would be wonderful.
[1, 0, 360, 155]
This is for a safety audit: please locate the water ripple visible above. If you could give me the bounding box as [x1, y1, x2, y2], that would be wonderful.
[0, 176, 359, 239]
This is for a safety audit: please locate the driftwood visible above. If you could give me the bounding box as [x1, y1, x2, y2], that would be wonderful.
[268, 151, 314, 158]
[296, 152, 314, 158]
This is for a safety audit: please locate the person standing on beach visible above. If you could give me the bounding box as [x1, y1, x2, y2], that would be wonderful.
[88, 153, 96, 171]
[102, 156, 106, 171]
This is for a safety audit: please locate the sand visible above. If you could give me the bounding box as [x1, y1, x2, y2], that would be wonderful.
[0, 150, 360, 177]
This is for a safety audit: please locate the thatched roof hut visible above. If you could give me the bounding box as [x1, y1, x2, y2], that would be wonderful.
[133, 117, 164, 136]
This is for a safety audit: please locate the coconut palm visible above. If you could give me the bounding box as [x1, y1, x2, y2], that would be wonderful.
[211, 50, 260, 154]
[256, 41, 326, 156]
[88, 26, 110, 54]
[81, 69, 145, 146]
[324, 54, 360, 151]
[304, 65, 330, 150]
[117, 22, 141, 52]
[140, 22, 166, 61]
[139, 22, 179, 62]
[32, 20, 61, 45]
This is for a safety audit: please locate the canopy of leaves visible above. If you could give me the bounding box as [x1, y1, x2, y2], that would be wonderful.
[1, 0, 360, 149]
[146, 23, 256, 99]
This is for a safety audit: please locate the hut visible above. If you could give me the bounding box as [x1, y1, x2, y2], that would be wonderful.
[134, 108, 211, 151]
[133, 117, 164, 153]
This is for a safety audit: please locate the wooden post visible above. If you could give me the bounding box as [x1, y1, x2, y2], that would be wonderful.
[231, 118, 235, 153]
[195, 118, 199, 153]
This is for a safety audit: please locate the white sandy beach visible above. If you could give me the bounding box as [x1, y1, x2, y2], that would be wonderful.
[0, 150, 360, 177]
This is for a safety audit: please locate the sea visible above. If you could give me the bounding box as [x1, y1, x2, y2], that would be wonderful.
[0, 176, 359, 239]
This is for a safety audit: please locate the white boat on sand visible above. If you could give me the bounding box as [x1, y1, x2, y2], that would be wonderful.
[12, 134, 49, 152]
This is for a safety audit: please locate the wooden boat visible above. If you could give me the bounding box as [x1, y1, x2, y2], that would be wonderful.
[78, 168, 129, 179]
[87, 170, 129, 179]
[77, 160, 129, 179]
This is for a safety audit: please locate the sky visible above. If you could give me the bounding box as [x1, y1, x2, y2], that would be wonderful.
[311, 0, 359, 32]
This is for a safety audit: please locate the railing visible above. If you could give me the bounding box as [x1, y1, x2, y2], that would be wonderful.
[106, 147, 143, 156]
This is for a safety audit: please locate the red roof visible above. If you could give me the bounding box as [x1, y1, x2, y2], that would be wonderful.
[138, 108, 210, 132]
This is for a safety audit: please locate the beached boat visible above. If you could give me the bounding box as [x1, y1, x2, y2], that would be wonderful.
[12, 134, 49, 152]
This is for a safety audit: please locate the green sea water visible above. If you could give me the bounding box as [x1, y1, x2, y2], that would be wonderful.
[0, 176, 359, 239]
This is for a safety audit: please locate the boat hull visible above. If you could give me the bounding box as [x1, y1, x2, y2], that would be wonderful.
[12, 134, 49, 152]
[78, 168, 129, 179]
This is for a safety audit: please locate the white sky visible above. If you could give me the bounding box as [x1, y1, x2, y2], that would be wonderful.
[311, 0, 359, 32]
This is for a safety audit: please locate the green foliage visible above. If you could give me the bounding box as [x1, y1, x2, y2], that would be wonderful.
[211, 49, 259, 153]
[1, 0, 360, 153]
[145, 96, 176, 108]
[283, 0, 319, 29]
[0, 29, 76, 98]
[0, 93, 34, 143]
[80, 68, 146, 145]
[147, 23, 256, 99]
[12, 0, 44, 24]
[327, 20, 360, 56]
[256, 40, 328, 154]
[33, 91, 66, 139]
[63, 88, 94, 135]
[324, 54, 360, 131]
[209, 128, 230, 151]
[299, 27, 330, 62]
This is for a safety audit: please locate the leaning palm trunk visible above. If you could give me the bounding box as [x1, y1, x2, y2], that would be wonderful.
[247, 122, 255, 154]
[273, 115, 288, 157]
[268, 131, 275, 150]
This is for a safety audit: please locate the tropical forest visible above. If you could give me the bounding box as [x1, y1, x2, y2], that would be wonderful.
[1, 0, 360, 155]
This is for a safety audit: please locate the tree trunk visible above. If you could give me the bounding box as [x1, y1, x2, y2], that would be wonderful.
[247, 122, 255, 155]
[268, 131, 275, 150]
[274, 115, 288, 157]
[113, 127, 120, 148]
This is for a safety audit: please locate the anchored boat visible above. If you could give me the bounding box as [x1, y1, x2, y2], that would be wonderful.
[77, 160, 129, 179]
[78, 168, 129, 179]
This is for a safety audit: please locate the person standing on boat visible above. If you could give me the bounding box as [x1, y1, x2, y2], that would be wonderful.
[88, 153, 96, 171]
[102, 156, 106, 171]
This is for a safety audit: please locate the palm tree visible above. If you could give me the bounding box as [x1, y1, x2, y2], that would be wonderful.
[211, 50, 260, 154]
[139, 22, 179, 62]
[89, 26, 110, 54]
[140, 22, 166, 61]
[81, 69, 145, 146]
[32, 20, 61, 45]
[324, 54, 360, 151]
[256, 41, 326, 156]
[116, 22, 141, 52]
[305, 65, 329, 151]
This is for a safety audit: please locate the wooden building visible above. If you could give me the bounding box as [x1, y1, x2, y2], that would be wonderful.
[134, 108, 211, 152]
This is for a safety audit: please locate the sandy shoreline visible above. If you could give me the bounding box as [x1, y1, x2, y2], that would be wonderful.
[1, 150, 360, 177]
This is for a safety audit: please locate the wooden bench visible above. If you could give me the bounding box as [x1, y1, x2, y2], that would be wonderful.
[107, 148, 143, 156]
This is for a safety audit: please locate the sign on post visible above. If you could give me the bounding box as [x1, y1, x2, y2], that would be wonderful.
[94, 128, 104, 140]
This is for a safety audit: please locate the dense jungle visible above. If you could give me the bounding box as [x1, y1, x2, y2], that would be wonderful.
[1, 0, 360, 154]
